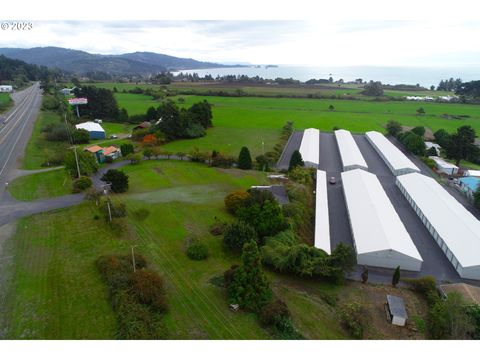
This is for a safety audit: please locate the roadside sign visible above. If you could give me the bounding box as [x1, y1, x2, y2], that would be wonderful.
[68, 97, 88, 105]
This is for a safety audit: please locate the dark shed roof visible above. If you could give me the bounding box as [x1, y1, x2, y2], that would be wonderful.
[250, 185, 289, 205]
[386, 295, 408, 319]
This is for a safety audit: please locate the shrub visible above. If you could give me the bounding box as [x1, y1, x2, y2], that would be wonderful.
[238, 146, 253, 170]
[402, 276, 439, 305]
[72, 176, 92, 193]
[338, 301, 366, 339]
[421, 156, 436, 169]
[211, 154, 235, 168]
[223, 221, 258, 251]
[288, 166, 314, 185]
[288, 150, 304, 171]
[224, 190, 249, 214]
[210, 219, 227, 235]
[130, 269, 168, 313]
[386, 120, 402, 137]
[72, 128, 90, 144]
[411, 126, 426, 137]
[65, 150, 99, 176]
[132, 208, 150, 221]
[186, 241, 209, 260]
[120, 143, 134, 157]
[223, 265, 239, 289]
[259, 299, 290, 327]
[101, 169, 129, 193]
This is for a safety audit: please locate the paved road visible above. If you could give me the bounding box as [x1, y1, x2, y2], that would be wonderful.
[0, 83, 42, 204]
[276, 131, 303, 171]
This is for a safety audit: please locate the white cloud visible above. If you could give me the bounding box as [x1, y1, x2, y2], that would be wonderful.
[0, 20, 479, 67]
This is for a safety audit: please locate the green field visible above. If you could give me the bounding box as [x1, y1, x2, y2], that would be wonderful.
[1, 160, 348, 339]
[112, 92, 480, 157]
[21, 111, 69, 170]
[8, 169, 72, 201]
[0, 93, 12, 112]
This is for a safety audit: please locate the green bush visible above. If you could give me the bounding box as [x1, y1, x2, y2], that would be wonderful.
[72, 176, 93, 193]
[101, 169, 129, 193]
[402, 276, 439, 305]
[223, 220, 258, 251]
[259, 299, 290, 327]
[338, 301, 366, 339]
[421, 156, 436, 169]
[186, 241, 209, 260]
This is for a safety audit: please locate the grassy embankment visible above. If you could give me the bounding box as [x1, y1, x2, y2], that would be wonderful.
[0, 93, 13, 113]
[8, 169, 72, 201]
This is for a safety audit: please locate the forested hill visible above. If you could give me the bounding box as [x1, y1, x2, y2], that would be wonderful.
[0, 47, 235, 77]
[0, 55, 59, 86]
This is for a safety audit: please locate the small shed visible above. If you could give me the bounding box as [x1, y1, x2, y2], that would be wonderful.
[0, 85, 13, 93]
[84, 145, 105, 163]
[103, 146, 122, 160]
[386, 295, 408, 327]
[429, 156, 459, 175]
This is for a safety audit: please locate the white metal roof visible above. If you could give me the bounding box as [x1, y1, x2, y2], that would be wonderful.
[75, 121, 105, 133]
[466, 170, 480, 177]
[366, 131, 420, 173]
[342, 169, 422, 261]
[397, 172, 480, 268]
[299, 128, 319, 167]
[429, 156, 458, 170]
[315, 170, 330, 254]
[334, 129, 368, 170]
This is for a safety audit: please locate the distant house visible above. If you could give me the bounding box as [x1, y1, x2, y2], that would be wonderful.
[60, 86, 76, 96]
[425, 141, 441, 155]
[250, 185, 289, 205]
[75, 121, 106, 140]
[385, 295, 408, 327]
[0, 85, 13, 93]
[84, 145, 105, 163]
[429, 156, 459, 175]
[133, 121, 151, 131]
[439, 283, 480, 305]
[465, 170, 480, 178]
[103, 146, 122, 160]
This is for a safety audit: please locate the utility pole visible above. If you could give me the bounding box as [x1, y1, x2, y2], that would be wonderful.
[102, 183, 112, 222]
[70, 146, 81, 179]
[131, 245, 138, 273]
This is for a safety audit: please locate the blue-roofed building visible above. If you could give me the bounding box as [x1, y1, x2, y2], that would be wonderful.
[459, 176, 480, 199]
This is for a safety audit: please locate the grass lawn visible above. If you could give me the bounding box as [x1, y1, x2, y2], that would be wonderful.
[112, 92, 480, 157]
[0, 93, 12, 112]
[8, 169, 72, 201]
[114, 93, 160, 115]
[21, 111, 69, 170]
[99, 122, 135, 136]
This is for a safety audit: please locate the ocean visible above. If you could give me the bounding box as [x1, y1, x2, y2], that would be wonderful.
[173, 65, 480, 88]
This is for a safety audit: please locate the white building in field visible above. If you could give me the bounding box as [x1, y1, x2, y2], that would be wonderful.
[299, 128, 320, 168]
[429, 156, 459, 175]
[0, 85, 13, 93]
[314, 170, 330, 254]
[342, 169, 423, 271]
[366, 131, 420, 176]
[396, 172, 480, 280]
[334, 129, 368, 171]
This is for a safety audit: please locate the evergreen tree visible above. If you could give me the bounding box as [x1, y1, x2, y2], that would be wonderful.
[238, 146, 253, 170]
[228, 240, 272, 312]
[289, 150, 304, 171]
[361, 266, 368, 284]
[392, 266, 400, 287]
[386, 120, 402, 138]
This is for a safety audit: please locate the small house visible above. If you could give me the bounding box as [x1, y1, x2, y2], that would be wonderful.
[84, 145, 105, 163]
[75, 121, 106, 140]
[0, 85, 13, 93]
[103, 146, 122, 160]
[425, 142, 441, 155]
[385, 295, 408, 327]
[429, 156, 459, 175]
[133, 121, 151, 131]
[250, 185, 289, 205]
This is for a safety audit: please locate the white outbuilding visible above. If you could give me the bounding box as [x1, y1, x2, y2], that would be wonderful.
[334, 129, 368, 171]
[299, 128, 320, 168]
[429, 156, 459, 175]
[396, 172, 480, 280]
[314, 170, 330, 254]
[75, 121, 106, 140]
[342, 169, 423, 271]
[0, 85, 13, 93]
[366, 131, 420, 176]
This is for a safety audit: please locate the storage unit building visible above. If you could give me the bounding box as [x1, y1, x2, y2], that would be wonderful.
[429, 156, 459, 175]
[365, 131, 420, 176]
[334, 129, 368, 171]
[75, 121, 106, 140]
[396, 172, 480, 280]
[314, 170, 330, 254]
[342, 169, 423, 271]
[299, 128, 320, 168]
